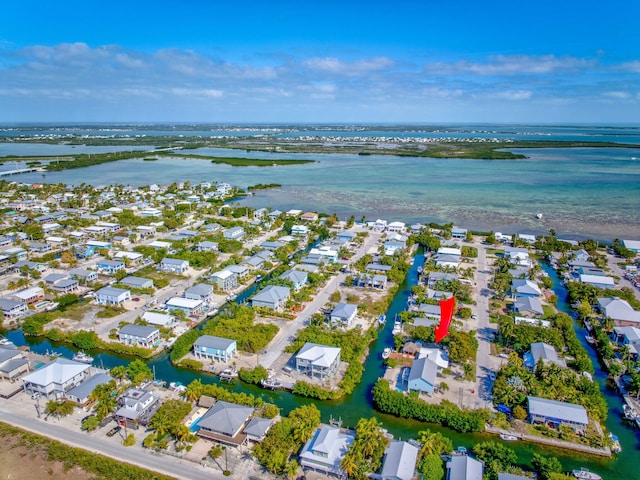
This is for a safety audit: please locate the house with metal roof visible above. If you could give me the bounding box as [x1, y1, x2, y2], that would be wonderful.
[511, 279, 542, 297]
[251, 285, 290, 311]
[120, 276, 154, 290]
[165, 296, 204, 315]
[159, 257, 189, 273]
[142, 311, 177, 328]
[406, 356, 438, 395]
[95, 286, 131, 305]
[114, 387, 161, 428]
[512, 296, 544, 318]
[524, 342, 566, 370]
[118, 324, 160, 348]
[193, 335, 237, 363]
[278, 269, 308, 291]
[96, 259, 126, 274]
[196, 400, 254, 446]
[185, 283, 214, 303]
[243, 416, 274, 443]
[69, 268, 98, 283]
[330, 303, 358, 328]
[579, 274, 615, 289]
[527, 396, 588, 432]
[299, 424, 355, 479]
[195, 241, 218, 252]
[210, 269, 238, 291]
[11, 286, 44, 304]
[380, 441, 419, 480]
[65, 372, 113, 405]
[295, 343, 341, 379]
[0, 298, 28, 320]
[22, 358, 91, 400]
[598, 297, 640, 327]
[223, 226, 245, 241]
[0, 345, 29, 381]
[446, 454, 484, 480]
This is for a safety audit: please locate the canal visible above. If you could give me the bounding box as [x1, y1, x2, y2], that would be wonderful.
[5, 254, 638, 476]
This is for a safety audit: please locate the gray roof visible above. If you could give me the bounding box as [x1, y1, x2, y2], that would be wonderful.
[527, 396, 588, 425]
[252, 285, 290, 304]
[186, 283, 213, 296]
[331, 302, 357, 319]
[161, 257, 188, 265]
[498, 473, 530, 480]
[447, 455, 484, 480]
[0, 357, 29, 374]
[55, 278, 79, 288]
[98, 259, 124, 267]
[121, 276, 152, 287]
[529, 342, 566, 368]
[66, 373, 113, 401]
[380, 441, 419, 480]
[96, 286, 130, 297]
[44, 273, 67, 283]
[408, 356, 438, 386]
[0, 345, 22, 363]
[513, 296, 544, 315]
[279, 269, 308, 285]
[194, 335, 236, 351]
[198, 400, 253, 437]
[119, 324, 159, 338]
[243, 417, 273, 439]
[0, 298, 25, 310]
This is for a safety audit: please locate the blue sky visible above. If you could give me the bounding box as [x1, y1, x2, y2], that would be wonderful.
[0, 0, 638, 123]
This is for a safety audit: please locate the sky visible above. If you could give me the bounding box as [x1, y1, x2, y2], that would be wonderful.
[0, 0, 638, 124]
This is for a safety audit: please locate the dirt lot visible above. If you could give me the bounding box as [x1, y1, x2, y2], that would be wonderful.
[0, 434, 95, 480]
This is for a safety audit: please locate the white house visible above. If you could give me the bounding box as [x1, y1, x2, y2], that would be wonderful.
[118, 324, 160, 348]
[330, 303, 358, 328]
[299, 425, 355, 478]
[165, 297, 204, 316]
[159, 258, 189, 273]
[295, 343, 341, 379]
[94, 286, 131, 305]
[142, 311, 177, 329]
[22, 358, 91, 400]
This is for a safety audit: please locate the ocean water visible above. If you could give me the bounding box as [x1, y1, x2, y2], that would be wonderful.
[1, 125, 638, 241]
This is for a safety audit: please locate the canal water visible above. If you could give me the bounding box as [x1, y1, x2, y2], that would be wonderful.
[5, 255, 638, 476]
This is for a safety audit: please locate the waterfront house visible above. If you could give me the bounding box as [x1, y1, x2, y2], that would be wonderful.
[291, 224, 309, 236]
[299, 424, 355, 479]
[511, 279, 542, 298]
[251, 285, 290, 311]
[243, 417, 274, 443]
[142, 311, 177, 329]
[330, 303, 358, 329]
[367, 263, 393, 274]
[118, 324, 160, 348]
[524, 342, 566, 370]
[0, 299, 28, 320]
[210, 269, 238, 291]
[193, 335, 237, 363]
[579, 274, 615, 289]
[527, 396, 588, 433]
[0, 345, 29, 381]
[406, 356, 438, 395]
[356, 272, 388, 290]
[223, 226, 245, 241]
[387, 221, 406, 233]
[622, 239, 640, 253]
[12, 286, 45, 305]
[300, 212, 319, 222]
[612, 326, 640, 360]
[196, 401, 254, 446]
[165, 297, 204, 316]
[95, 286, 131, 305]
[225, 264, 249, 280]
[451, 226, 468, 240]
[597, 297, 640, 327]
[120, 276, 154, 290]
[96, 259, 125, 275]
[22, 358, 90, 400]
[159, 257, 189, 273]
[65, 372, 113, 405]
[242, 254, 265, 270]
[278, 269, 308, 291]
[512, 296, 544, 318]
[380, 441, 419, 480]
[446, 455, 484, 480]
[114, 387, 161, 429]
[295, 343, 341, 379]
[427, 272, 458, 289]
[185, 283, 214, 303]
[573, 249, 590, 262]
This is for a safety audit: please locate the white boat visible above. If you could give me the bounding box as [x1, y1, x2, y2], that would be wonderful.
[572, 468, 602, 480]
[392, 321, 402, 335]
[0, 338, 14, 346]
[382, 348, 391, 360]
[72, 351, 94, 364]
[536, 213, 543, 219]
[499, 434, 518, 441]
[219, 367, 238, 381]
[608, 432, 622, 453]
[585, 335, 595, 345]
[378, 314, 386, 325]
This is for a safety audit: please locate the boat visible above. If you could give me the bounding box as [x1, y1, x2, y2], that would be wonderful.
[608, 432, 622, 453]
[219, 367, 238, 381]
[572, 468, 602, 480]
[378, 314, 386, 325]
[417, 266, 423, 274]
[392, 321, 402, 335]
[499, 434, 518, 441]
[382, 348, 391, 360]
[72, 351, 94, 364]
[0, 338, 14, 346]
[584, 335, 595, 345]
[536, 213, 543, 219]
[227, 294, 237, 301]
[260, 378, 284, 389]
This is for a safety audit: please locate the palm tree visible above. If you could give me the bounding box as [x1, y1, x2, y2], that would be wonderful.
[284, 460, 299, 480]
[184, 380, 203, 404]
[110, 365, 127, 386]
[340, 451, 360, 479]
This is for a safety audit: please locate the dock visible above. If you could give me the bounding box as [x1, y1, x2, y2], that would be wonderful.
[0, 167, 47, 176]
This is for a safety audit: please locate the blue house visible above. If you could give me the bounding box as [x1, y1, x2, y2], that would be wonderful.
[278, 269, 308, 291]
[406, 357, 438, 394]
[193, 335, 237, 363]
[97, 259, 125, 274]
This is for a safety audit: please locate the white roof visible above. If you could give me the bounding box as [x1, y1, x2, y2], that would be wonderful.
[623, 239, 640, 250]
[114, 251, 143, 260]
[13, 286, 44, 300]
[142, 311, 175, 326]
[437, 247, 461, 256]
[149, 241, 171, 248]
[165, 297, 203, 309]
[22, 358, 89, 387]
[45, 236, 65, 242]
[580, 274, 615, 286]
[296, 342, 340, 368]
[213, 269, 235, 280]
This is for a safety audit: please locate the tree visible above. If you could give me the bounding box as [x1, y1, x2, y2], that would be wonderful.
[532, 453, 563, 480]
[110, 365, 127, 385]
[284, 460, 299, 480]
[126, 359, 153, 384]
[485, 231, 496, 244]
[418, 454, 444, 480]
[472, 441, 517, 480]
[81, 415, 100, 431]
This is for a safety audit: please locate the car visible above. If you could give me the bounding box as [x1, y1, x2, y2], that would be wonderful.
[106, 426, 121, 437]
[81, 414, 95, 423]
[30, 392, 40, 400]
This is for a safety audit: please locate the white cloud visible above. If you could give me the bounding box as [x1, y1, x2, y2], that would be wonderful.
[487, 90, 533, 100]
[425, 54, 594, 76]
[602, 91, 630, 99]
[302, 56, 395, 76]
[618, 60, 640, 73]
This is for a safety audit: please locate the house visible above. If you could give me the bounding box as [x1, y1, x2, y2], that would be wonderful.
[159, 258, 189, 273]
[22, 358, 91, 400]
[367, 263, 393, 274]
[446, 455, 484, 480]
[387, 221, 406, 233]
[243, 416, 274, 443]
[0, 299, 29, 320]
[597, 297, 640, 327]
[118, 324, 160, 348]
[225, 264, 249, 280]
[114, 387, 161, 429]
[330, 303, 358, 328]
[65, 372, 113, 405]
[120, 276, 154, 290]
[291, 225, 309, 236]
[451, 226, 468, 240]
[573, 249, 590, 262]
[69, 268, 98, 283]
[357, 273, 388, 289]
[148, 240, 172, 249]
[12, 286, 45, 305]
[511, 279, 542, 297]
[380, 441, 419, 480]
[164, 297, 204, 316]
[278, 269, 308, 291]
[309, 245, 338, 263]
[96, 259, 126, 275]
[202, 223, 221, 233]
[14, 260, 47, 273]
[0, 345, 29, 381]
[210, 269, 238, 291]
[524, 342, 567, 370]
[517, 233, 536, 244]
[512, 296, 544, 318]
[622, 239, 640, 253]
[196, 400, 254, 446]
[299, 425, 355, 478]
[95, 286, 131, 305]
[295, 343, 341, 379]
[406, 356, 438, 394]
[28, 242, 51, 253]
[527, 396, 588, 432]
[185, 283, 214, 303]
[251, 285, 290, 311]
[300, 212, 319, 222]
[193, 335, 237, 363]
[142, 311, 177, 329]
[242, 255, 265, 270]
[47, 276, 79, 294]
[223, 226, 245, 241]
[195, 241, 219, 252]
[113, 251, 144, 264]
[612, 326, 640, 360]
[253, 208, 268, 221]
[579, 274, 615, 289]
[260, 240, 284, 251]
[427, 272, 458, 289]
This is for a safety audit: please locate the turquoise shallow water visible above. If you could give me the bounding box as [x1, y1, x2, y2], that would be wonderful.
[5, 145, 638, 240]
